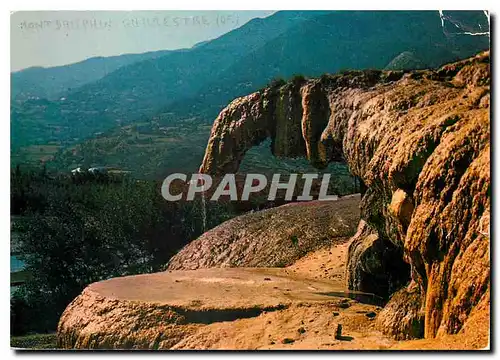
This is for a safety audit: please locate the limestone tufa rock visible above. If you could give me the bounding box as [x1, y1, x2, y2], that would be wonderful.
[198, 51, 490, 340]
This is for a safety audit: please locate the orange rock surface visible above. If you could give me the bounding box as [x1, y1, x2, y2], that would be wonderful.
[199, 51, 490, 340]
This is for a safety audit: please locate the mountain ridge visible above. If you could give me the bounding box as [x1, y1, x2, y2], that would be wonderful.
[11, 50, 175, 100]
[11, 11, 489, 178]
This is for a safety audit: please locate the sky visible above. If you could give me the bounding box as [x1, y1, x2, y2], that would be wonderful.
[10, 10, 276, 72]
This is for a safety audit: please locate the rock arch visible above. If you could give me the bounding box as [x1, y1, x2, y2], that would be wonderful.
[199, 51, 490, 339]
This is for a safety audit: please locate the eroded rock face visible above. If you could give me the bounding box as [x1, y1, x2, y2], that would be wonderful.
[375, 282, 424, 340]
[346, 220, 409, 299]
[199, 52, 490, 339]
[167, 196, 360, 270]
[57, 287, 202, 349]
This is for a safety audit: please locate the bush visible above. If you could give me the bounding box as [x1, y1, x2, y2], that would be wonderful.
[10, 333, 57, 349]
[269, 77, 286, 88]
[11, 290, 32, 336]
[319, 73, 333, 83]
[290, 74, 307, 84]
[10, 167, 235, 335]
[290, 235, 299, 247]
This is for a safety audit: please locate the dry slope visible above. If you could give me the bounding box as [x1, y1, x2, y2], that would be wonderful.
[167, 195, 360, 270]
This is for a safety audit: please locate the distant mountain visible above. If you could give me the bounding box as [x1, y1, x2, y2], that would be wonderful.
[191, 40, 210, 49]
[11, 50, 173, 101]
[62, 11, 328, 119]
[11, 11, 325, 152]
[162, 11, 490, 122]
[11, 10, 489, 177]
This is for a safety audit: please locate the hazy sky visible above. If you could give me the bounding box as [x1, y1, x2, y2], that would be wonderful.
[10, 10, 276, 72]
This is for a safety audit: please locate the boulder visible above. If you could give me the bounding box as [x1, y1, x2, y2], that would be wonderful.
[167, 195, 360, 270]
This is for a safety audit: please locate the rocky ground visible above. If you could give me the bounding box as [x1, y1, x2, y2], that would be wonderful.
[57, 237, 488, 350]
[167, 195, 360, 270]
[57, 237, 388, 350]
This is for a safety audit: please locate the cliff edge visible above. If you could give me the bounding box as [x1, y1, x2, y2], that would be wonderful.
[199, 51, 490, 340]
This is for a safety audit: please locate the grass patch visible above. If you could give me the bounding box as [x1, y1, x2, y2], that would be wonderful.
[290, 235, 299, 247]
[11, 333, 58, 350]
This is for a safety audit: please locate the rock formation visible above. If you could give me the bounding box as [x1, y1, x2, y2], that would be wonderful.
[346, 220, 410, 299]
[167, 195, 360, 270]
[56, 52, 489, 349]
[199, 51, 490, 340]
[57, 267, 387, 349]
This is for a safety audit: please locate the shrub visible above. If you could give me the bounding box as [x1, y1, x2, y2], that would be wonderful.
[290, 235, 299, 247]
[269, 77, 286, 88]
[10, 167, 236, 335]
[290, 74, 307, 84]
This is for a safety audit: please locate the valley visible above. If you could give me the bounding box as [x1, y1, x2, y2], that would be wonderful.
[11, 11, 489, 179]
[10, 10, 491, 350]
